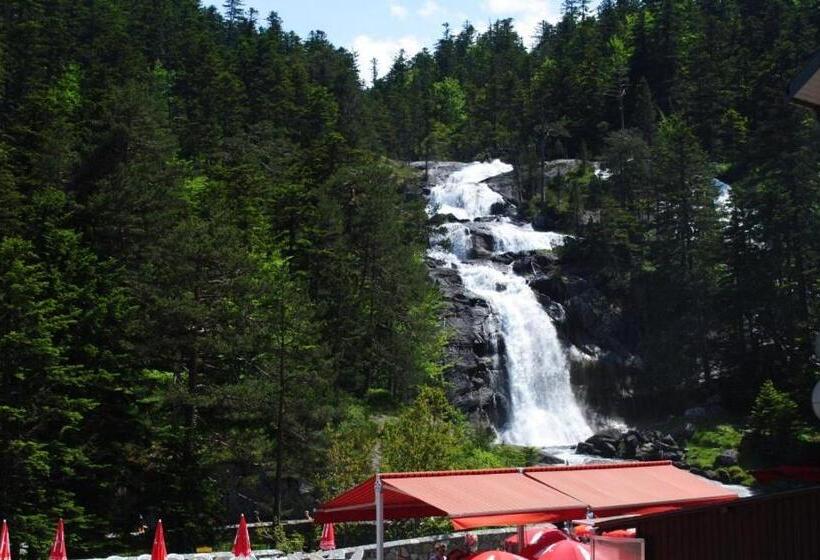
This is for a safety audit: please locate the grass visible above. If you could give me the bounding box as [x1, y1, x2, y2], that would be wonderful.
[685, 424, 755, 486]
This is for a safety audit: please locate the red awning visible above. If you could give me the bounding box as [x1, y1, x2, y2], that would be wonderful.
[525, 461, 738, 517]
[314, 468, 587, 527]
[314, 461, 738, 528]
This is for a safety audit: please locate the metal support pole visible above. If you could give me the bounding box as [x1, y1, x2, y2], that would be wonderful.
[516, 525, 525, 555]
[376, 476, 384, 560]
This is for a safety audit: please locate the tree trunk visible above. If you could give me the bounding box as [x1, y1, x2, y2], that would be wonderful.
[272, 280, 287, 523]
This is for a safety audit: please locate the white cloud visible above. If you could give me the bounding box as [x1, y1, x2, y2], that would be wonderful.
[482, 0, 563, 45]
[351, 34, 423, 86]
[389, 1, 408, 19]
[418, 0, 442, 18]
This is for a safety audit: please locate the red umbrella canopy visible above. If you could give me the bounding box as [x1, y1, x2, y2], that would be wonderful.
[232, 515, 252, 559]
[469, 551, 528, 560]
[319, 524, 335, 551]
[537, 541, 590, 560]
[49, 520, 67, 560]
[151, 521, 167, 560]
[1, 520, 11, 560]
[503, 527, 566, 559]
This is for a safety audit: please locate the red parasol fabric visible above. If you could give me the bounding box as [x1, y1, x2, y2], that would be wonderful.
[537, 541, 590, 560]
[232, 515, 252, 560]
[151, 521, 167, 560]
[49, 519, 67, 560]
[503, 527, 566, 559]
[319, 524, 335, 551]
[468, 551, 528, 560]
[1, 520, 11, 560]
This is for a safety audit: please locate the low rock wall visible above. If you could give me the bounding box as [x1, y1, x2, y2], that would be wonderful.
[78, 528, 516, 560]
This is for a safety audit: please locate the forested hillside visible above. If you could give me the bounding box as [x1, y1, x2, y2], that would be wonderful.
[0, 0, 447, 554]
[370, 0, 818, 423]
[0, 0, 818, 556]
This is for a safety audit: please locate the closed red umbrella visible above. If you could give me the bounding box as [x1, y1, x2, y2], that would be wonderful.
[537, 541, 590, 560]
[232, 515, 252, 560]
[151, 521, 167, 560]
[469, 551, 528, 560]
[49, 519, 67, 560]
[319, 524, 335, 551]
[1, 520, 11, 560]
[503, 527, 566, 559]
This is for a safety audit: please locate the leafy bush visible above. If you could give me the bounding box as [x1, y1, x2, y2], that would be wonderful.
[749, 380, 799, 439]
[318, 387, 538, 502]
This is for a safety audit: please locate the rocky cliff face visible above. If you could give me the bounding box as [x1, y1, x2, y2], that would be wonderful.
[513, 254, 644, 422]
[427, 262, 510, 430]
[419, 160, 642, 432]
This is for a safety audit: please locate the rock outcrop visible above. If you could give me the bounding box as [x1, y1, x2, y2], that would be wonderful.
[576, 429, 685, 462]
[505, 252, 642, 421]
[480, 159, 587, 208]
[427, 262, 510, 429]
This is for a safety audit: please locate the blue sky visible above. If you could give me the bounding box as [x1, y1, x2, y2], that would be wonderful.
[212, 1, 600, 83]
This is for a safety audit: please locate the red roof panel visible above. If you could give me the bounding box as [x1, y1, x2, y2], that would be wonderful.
[314, 462, 738, 527]
[525, 461, 738, 516]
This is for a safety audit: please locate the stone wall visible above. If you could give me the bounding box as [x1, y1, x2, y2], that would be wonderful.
[77, 528, 516, 560]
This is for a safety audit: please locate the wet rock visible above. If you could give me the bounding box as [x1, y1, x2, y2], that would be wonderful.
[529, 275, 567, 301]
[469, 229, 495, 259]
[428, 262, 510, 428]
[714, 449, 739, 468]
[636, 442, 661, 461]
[512, 253, 560, 276]
[684, 407, 707, 419]
[545, 302, 567, 325]
[429, 213, 464, 226]
[492, 252, 518, 265]
[575, 441, 597, 455]
[578, 429, 686, 463]
[673, 422, 697, 443]
[490, 201, 515, 217]
[536, 451, 567, 465]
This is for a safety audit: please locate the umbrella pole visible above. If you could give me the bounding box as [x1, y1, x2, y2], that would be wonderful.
[376, 476, 384, 560]
[516, 525, 525, 555]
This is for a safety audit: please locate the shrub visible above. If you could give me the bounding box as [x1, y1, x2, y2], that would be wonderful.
[749, 380, 799, 439]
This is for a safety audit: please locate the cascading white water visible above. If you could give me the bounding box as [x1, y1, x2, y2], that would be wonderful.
[427, 161, 593, 447]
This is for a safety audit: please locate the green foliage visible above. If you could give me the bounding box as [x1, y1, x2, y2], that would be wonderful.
[319, 387, 537, 501]
[749, 380, 800, 440]
[686, 425, 743, 469]
[2, 0, 820, 551]
[271, 524, 305, 554]
[0, 2, 443, 553]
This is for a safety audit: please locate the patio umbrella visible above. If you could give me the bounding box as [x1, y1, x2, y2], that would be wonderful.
[319, 524, 335, 551]
[151, 521, 167, 560]
[503, 527, 565, 559]
[537, 541, 590, 560]
[232, 515, 252, 560]
[469, 551, 528, 560]
[1, 520, 10, 560]
[49, 520, 67, 560]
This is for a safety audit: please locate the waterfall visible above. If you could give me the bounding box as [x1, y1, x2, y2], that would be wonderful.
[427, 161, 593, 447]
